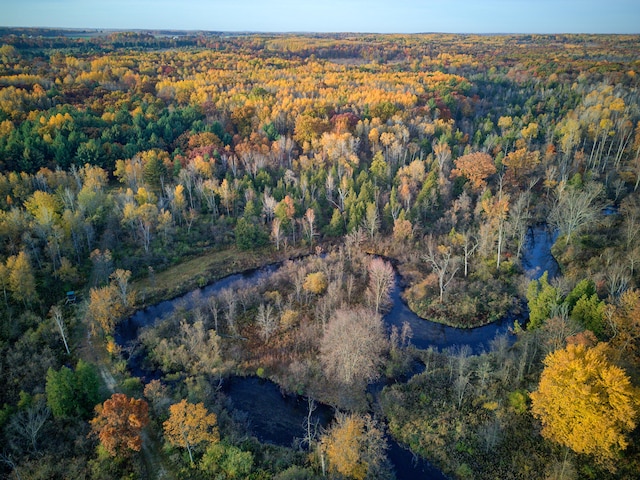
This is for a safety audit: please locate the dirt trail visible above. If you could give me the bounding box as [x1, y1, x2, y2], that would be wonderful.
[78, 321, 175, 479]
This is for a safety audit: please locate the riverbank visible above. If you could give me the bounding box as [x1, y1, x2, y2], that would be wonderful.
[131, 244, 312, 309]
[109, 225, 564, 479]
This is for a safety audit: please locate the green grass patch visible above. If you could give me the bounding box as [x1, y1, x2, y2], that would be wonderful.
[132, 245, 309, 308]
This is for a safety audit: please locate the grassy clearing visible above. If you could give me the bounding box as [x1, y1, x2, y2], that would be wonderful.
[132, 245, 311, 308]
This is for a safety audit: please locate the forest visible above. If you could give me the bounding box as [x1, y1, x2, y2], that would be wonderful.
[0, 29, 640, 479]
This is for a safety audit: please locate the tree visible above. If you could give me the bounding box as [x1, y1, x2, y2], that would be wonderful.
[90, 393, 149, 457]
[320, 412, 388, 480]
[163, 399, 219, 465]
[303, 271, 328, 295]
[549, 181, 602, 245]
[200, 442, 254, 479]
[0, 262, 9, 306]
[320, 307, 387, 387]
[423, 235, 459, 302]
[256, 303, 277, 341]
[606, 289, 640, 360]
[50, 305, 70, 355]
[271, 217, 283, 250]
[362, 202, 380, 240]
[148, 319, 222, 375]
[302, 207, 316, 245]
[481, 183, 510, 269]
[530, 343, 640, 464]
[87, 284, 124, 336]
[6, 251, 37, 305]
[366, 257, 394, 313]
[392, 214, 413, 245]
[235, 217, 267, 250]
[7, 399, 50, 454]
[451, 152, 496, 191]
[122, 201, 158, 254]
[503, 148, 540, 183]
[109, 269, 133, 309]
[46, 360, 100, 419]
[570, 293, 605, 337]
[526, 272, 560, 330]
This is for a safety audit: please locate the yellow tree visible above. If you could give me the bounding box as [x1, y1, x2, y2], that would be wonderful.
[503, 147, 540, 184]
[163, 400, 219, 465]
[6, 251, 37, 305]
[606, 289, 640, 360]
[320, 412, 387, 480]
[303, 271, 328, 295]
[87, 284, 123, 336]
[530, 343, 640, 465]
[0, 262, 9, 306]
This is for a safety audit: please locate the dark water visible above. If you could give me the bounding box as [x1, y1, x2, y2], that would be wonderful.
[223, 376, 447, 480]
[384, 225, 559, 354]
[114, 264, 278, 346]
[117, 226, 558, 354]
[222, 376, 333, 445]
[115, 225, 558, 480]
[521, 225, 560, 281]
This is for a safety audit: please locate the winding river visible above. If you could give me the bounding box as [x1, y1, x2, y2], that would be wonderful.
[115, 224, 558, 480]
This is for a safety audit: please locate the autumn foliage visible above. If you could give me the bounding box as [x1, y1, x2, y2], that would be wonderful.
[530, 343, 640, 464]
[90, 393, 149, 457]
[451, 152, 496, 191]
[321, 412, 387, 480]
[163, 399, 219, 464]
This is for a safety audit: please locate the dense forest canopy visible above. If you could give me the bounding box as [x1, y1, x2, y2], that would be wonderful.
[1, 30, 640, 479]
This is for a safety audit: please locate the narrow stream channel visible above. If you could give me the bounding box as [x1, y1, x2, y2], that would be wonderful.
[115, 224, 559, 479]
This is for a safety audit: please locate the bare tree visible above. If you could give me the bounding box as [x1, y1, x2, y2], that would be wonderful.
[0, 452, 21, 480]
[539, 316, 580, 357]
[110, 268, 133, 308]
[461, 230, 479, 278]
[366, 257, 395, 313]
[423, 235, 460, 302]
[50, 306, 70, 355]
[362, 202, 380, 240]
[207, 295, 220, 332]
[549, 182, 602, 245]
[7, 400, 50, 454]
[301, 396, 319, 449]
[454, 372, 471, 409]
[478, 419, 502, 453]
[256, 303, 277, 341]
[221, 288, 238, 335]
[302, 208, 316, 246]
[262, 189, 277, 222]
[345, 274, 356, 304]
[320, 307, 387, 386]
[507, 191, 531, 259]
[271, 217, 283, 251]
[293, 265, 307, 303]
[605, 261, 630, 297]
[476, 357, 493, 392]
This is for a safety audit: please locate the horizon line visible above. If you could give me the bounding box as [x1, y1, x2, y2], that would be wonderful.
[2, 26, 639, 36]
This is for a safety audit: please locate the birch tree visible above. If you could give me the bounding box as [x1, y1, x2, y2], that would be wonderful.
[423, 235, 460, 302]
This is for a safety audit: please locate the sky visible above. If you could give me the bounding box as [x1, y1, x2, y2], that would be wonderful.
[3, 0, 640, 34]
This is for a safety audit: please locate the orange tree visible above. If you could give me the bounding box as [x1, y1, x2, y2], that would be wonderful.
[90, 393, 149, 457]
